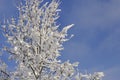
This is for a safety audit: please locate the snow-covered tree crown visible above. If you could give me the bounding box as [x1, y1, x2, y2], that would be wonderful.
[1, 0, 104, 80]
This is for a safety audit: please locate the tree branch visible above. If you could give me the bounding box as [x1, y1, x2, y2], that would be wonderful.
[29, 64, 38, 80]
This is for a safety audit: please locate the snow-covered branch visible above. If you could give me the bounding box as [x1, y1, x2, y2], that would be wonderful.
[0, 0, 104, 80]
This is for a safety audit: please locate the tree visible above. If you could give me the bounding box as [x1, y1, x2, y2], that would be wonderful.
[0, 0, 104, 80]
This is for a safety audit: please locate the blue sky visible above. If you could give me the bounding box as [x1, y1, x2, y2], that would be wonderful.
[0, 0, 120, 80]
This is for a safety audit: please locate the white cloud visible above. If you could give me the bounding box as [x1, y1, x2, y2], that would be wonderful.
[96, 27, 120, 54]
[103, 66, 120, 80]
[61, 0, 120, 76]
[66, 0, 120, 29]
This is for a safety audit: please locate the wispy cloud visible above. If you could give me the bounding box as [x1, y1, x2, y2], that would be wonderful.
[103, 66, 120, 80]
[67, 0, 120, 28]
[60, 0, 120, 79]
